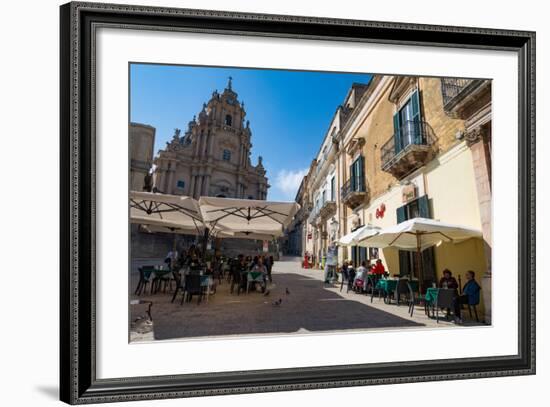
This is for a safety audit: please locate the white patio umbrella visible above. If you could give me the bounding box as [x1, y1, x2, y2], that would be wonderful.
[356, 217, 482, 290]
[130, 191, 203, 231]
[215, 229, 281, 241]
[337, 224, 380, 246]
[130, 191, 205, 266]
[198, 196, 300, 235]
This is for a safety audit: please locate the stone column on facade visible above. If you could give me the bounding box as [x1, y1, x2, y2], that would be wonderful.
[203, 167, 212, 196]
[192, 174, 201, 199]
[189, 169, 196, 197]
[166, 162, 175, 195]
[154, 166, 164, 193]
[207, 130, 214, 159]
[467, 126, 492, 324]
[193, 134, 200, 157]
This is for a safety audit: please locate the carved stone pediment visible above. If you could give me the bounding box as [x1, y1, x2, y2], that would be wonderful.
[388, 77, 417, 104]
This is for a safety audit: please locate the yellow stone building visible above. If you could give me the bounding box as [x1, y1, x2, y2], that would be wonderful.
[293, 74, 492, 322]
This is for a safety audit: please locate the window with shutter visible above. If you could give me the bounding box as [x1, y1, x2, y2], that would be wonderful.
[417, 194, 431, 218]
[349, 163, 356, 192]
[395, 195, 434, 280]
[396, 205, 406, 224]
[393, 112, 401, 153]
[410, 90, 422, 144]
[357, 156, 365, 192]
[399, 251, 410, 277]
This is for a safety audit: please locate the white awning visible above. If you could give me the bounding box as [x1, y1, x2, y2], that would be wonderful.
[337, 224, 380, 246]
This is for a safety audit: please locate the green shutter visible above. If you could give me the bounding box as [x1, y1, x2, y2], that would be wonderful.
[396, 205, 407, 224]
[351, 246, 358, 267]
[410, 90, 422, 143]
[399, 251, 410, 278]
[358, 156, 365, 192]
[349, 163, 356, 192]
[393, 112, 401, 153]
[417, 195, 431, 219]
[422, 247, 436, 282]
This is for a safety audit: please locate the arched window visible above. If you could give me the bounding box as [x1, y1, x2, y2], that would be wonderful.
[225, 114, 232, 126]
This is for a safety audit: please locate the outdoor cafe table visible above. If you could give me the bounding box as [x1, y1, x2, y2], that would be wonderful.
[375, 279, 419, 304]
[425, 287, 439, 305]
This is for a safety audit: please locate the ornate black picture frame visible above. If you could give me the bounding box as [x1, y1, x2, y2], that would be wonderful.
[60, 2, 535, 404]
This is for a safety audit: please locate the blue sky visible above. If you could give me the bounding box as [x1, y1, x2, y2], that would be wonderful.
[130, 64, 372, 201]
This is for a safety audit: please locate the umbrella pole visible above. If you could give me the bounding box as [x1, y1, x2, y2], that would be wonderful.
[202, 227, 210, 261]
[172, 234, 177, 271]
[416, 233, 423, 293]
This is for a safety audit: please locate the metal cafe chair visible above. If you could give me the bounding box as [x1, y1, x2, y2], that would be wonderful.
[339, 267, 351, 293]
[406, 282, 425, 317]
[393, 279, 410, 305]
[434, 288, 455, 323]
[181, 274, 205, 305]
[366, 275, 380, 302]
[135, 266, 155, 296]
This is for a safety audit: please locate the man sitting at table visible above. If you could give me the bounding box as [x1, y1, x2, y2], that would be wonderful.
[439, 269, 459, 290]
[453, 270, 481, 323]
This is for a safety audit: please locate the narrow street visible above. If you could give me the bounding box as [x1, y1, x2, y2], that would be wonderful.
[131, 257, 468, 342]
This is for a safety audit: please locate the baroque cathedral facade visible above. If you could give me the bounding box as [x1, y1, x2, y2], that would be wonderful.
[153, 78, 269, 200]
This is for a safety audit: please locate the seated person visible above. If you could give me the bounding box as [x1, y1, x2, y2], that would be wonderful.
[249, 256, 268, 292]
[439, 268, 459, 290]
[353, 261, 368, 292]
[370, 259, 386, 276]
[453, 270, 481, 323]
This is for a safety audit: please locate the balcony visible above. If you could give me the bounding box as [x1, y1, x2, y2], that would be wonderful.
[341, 178, 368, 209]
[441, 78, 489, 118]
[308, 205, 322, 226]
[381, 120, 436, 179]
[319, 200, 336, 219]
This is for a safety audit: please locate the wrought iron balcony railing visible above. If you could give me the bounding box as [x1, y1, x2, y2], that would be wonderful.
[440, 78, 474, 106]
[341, 178, 366, 199]
[381, 120, 436, 177]
[340, 178, 368, 209]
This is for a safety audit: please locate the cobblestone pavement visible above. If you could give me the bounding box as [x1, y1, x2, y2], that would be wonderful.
[130, 257, 480, 342]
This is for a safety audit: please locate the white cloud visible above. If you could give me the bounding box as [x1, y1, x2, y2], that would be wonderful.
[273, 168, 308, 201]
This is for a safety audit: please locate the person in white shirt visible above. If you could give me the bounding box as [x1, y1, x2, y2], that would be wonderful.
[165, 250, 178, 270]
[353, 261, 368, 292]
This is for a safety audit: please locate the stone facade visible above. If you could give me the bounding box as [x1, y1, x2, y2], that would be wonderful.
[153, 78, 269, 200]
[288, 74, 492, 322]
[130, 122, 155, 191]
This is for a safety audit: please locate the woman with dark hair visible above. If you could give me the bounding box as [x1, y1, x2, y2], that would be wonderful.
[439, 269, 459, 289]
